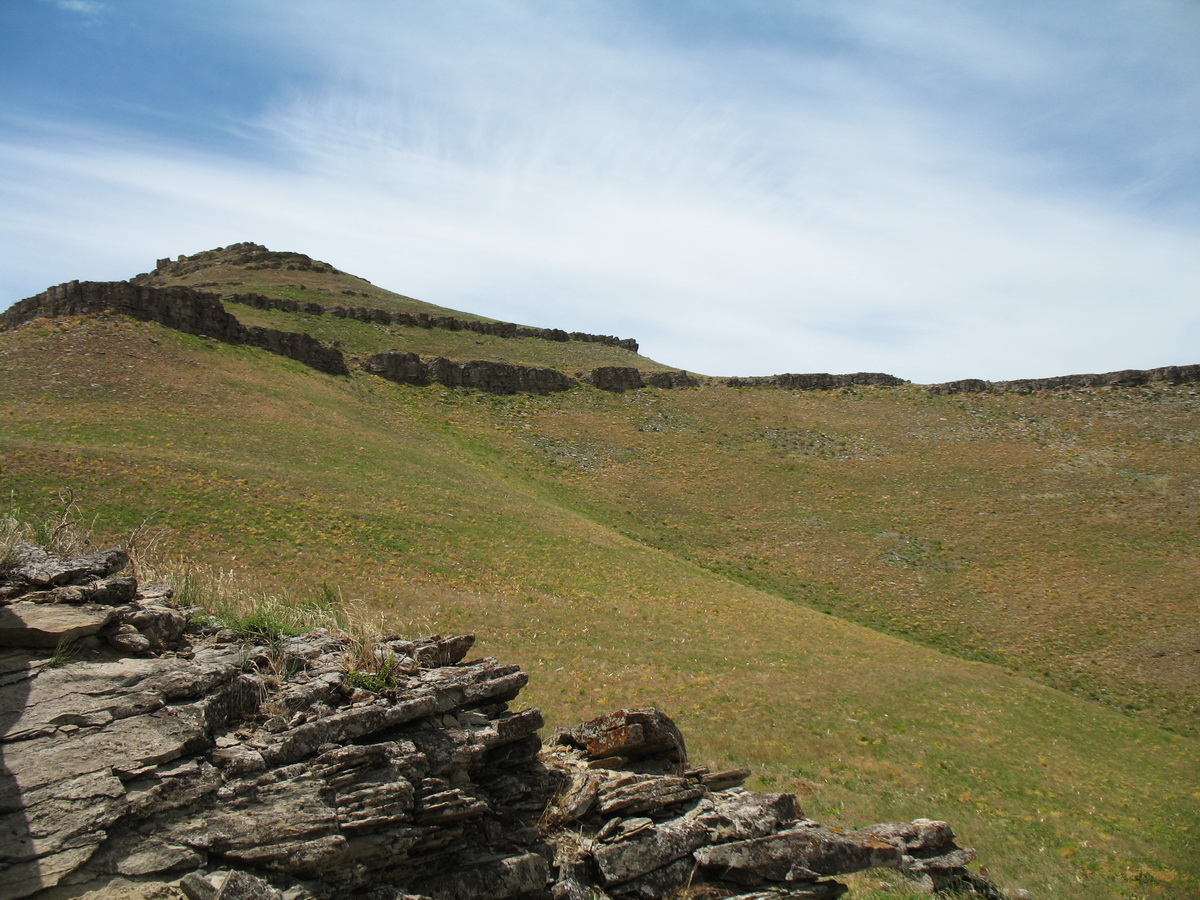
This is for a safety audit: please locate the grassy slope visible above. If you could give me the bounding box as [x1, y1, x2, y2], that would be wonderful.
[0, 313, 1196, 899]
[469, 382, 1200, 735]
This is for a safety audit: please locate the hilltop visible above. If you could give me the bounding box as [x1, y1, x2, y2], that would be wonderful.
[1, 245, 1198, 898]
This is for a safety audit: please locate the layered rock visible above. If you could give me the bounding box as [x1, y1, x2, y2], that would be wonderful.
[642, 371, 700, 389]
[0, 546, 1024, 900]
[586, 367, 645, 392]
[724, 373, 908, 390]
[924, 364, 1200, 394]
[362, 351, 577, 395]
[0, 545, 549, 899]
[541, 712, 1017, 900]
[0, 281, 349, 376]
[223, 288, 640, 352]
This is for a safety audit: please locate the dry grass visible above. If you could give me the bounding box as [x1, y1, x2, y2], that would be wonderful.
[1, 488, 95, 573]
[0, 513, 24, 573]
[1, 496, 407, 682]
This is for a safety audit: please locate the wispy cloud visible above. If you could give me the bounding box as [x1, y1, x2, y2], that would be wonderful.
[41, 0, 107, 16]
[2, 1, 1198, 382]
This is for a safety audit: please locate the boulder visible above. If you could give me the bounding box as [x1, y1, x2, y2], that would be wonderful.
[0, 601, 116, 648]
[5, 545, 129, 592]
[693, 823, 903, 883]
[554, 707, 687, 769]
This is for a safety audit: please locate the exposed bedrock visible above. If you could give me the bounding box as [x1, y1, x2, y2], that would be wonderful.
[0, 281, 349, 376]
[924, 364, 1200, 394]
[223, 288, 639, 353]
[361, 351, 577, 395]
[725, 372, 908, 390]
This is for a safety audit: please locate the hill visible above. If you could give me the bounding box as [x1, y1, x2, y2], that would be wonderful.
[1, 244, 1197, 898]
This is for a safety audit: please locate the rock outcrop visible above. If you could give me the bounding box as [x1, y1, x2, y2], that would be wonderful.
[10, 247, 1194, 400]
[149, 244, 343, 278]
[586, 367, 645, 392]
[362, 351, 577, 395]
[362, 355, 698, 396]
[223, 289, 640, 353]
[725, 373, 908, 390]
[147, 241, 638, 352]
[924, 364, 1200, 394]
[0, 545, 1025, 900]
[0, 544, 549, 899]
[0, 281, 350, 377]
[642, 370, 700, 389]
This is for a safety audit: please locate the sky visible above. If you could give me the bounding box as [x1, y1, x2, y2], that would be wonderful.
[1, 1, 1197, 383]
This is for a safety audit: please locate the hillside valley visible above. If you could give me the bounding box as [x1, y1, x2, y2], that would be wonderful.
[1, 244, 1198, 899]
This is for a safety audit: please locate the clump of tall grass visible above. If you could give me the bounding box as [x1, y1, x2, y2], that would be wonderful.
[138, 553, 407, 684]
[2, 489, 95, 573]
[136, 555, 350, 643]
[6, 493, 412, 683]
[0, 513, 26, 575]
[156, 563, 415, 688]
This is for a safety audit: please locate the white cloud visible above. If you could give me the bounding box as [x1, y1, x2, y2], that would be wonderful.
[42, 0, 107, 16]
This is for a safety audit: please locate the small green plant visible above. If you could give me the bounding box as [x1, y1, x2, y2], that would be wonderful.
[347, 651, 401, 692]
[223, 604, 307, 643]
[138, 558, 349, 642]
[46, 638, 81, 668]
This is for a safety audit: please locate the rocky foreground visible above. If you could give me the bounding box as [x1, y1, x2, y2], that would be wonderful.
[0, 546, 1026, 900]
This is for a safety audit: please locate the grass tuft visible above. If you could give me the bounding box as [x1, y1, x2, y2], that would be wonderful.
[0, 513, 25, 574]
[141, 560, 348, 641]
[1, 489, 95, 572]
[46, 638, 81, 668]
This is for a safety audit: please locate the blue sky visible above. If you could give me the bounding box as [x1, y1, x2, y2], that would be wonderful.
[2, 0, 1197, 382]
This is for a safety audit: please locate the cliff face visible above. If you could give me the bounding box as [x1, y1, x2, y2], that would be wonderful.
[0, 545, 1024, 900]
[0, 282, 350, 376]
[362, 351, 578, 395]
[925, 365, 1200, 394]
[226, 291, 640, 353]
[1, 282, 695, 396]
[725, 373, 908, 390]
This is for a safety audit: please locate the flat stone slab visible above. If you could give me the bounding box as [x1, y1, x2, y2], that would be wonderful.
[0, 602, 116, 648]
[9, 545, 129, 589]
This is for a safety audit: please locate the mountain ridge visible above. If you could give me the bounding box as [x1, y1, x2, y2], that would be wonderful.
[5, 265, 1197, 395]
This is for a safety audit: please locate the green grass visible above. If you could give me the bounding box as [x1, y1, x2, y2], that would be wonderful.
[1, 307, 1197, 898]
[46, 637, 81, 668]
[458, 382, 1200, 737]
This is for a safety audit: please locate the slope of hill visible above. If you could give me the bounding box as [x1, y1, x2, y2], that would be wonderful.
[134, 242, 489, 320]
[1, 246, 1197, 898]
